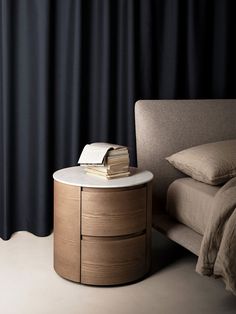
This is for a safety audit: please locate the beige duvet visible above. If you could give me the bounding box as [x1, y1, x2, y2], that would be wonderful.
[196, 177, 236, 295]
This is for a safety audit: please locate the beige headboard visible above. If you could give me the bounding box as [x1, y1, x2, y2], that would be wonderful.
[135, 99, 236, 212]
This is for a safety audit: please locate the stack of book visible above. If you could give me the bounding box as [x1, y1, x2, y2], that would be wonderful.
[78, 143, 130, 179]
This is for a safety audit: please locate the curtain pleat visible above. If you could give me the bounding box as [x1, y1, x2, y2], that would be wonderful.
[0, 0, 236, 239]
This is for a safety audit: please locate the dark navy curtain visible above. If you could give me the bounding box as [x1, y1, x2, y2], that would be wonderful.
[0, 0, 236, 239]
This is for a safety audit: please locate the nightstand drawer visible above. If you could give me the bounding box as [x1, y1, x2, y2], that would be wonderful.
[81, 186, 146, 236]
[81, 233, 146, 285]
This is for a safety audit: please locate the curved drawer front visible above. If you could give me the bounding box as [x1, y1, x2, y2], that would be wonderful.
[81, 186, 146, 236]
[81, 234, 146, 285]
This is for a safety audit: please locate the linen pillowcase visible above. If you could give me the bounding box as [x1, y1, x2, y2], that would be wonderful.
[166, 139, 236, 185]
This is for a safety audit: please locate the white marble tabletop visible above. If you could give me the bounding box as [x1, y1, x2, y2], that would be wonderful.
[53, 166, 153, 188]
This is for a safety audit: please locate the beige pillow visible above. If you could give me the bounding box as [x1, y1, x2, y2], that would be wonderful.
[166, 139, 236, 185]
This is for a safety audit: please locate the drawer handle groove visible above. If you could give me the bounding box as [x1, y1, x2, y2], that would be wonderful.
[82, 230, 145, 241]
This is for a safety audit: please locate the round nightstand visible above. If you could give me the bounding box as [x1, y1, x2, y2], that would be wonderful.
[53, 166, 153, 285]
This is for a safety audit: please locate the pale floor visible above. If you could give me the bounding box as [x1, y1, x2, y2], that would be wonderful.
[0, 230, 235, 314]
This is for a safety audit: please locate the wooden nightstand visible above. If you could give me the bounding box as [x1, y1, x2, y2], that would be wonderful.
[53, 166, 153, 285]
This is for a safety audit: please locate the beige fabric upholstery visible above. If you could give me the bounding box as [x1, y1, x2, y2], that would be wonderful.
[166, 139, 236, 185]
[135, 99, 236, 211]
[166, 178, 219, 235]
[135, 99, 236, 255]
[153, 213, 202, 255]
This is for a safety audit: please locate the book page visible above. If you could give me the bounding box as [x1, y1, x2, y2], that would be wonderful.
[90, 142, 124, 150]
[78, 143, 125, 165]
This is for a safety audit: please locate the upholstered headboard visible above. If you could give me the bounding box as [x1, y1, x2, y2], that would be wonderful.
[135, 99, 236, 212]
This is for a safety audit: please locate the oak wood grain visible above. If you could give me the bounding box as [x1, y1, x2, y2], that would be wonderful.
[81, 186, 146, 236]
[53, 178, 152, 285]
[54, 181, 81, 282]
[81, 234, 146, 285]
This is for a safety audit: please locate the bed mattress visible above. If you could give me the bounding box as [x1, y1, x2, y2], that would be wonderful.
[166, 178, 219, 235]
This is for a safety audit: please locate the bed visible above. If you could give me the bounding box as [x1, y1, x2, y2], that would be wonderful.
[135, 99, 236, 294]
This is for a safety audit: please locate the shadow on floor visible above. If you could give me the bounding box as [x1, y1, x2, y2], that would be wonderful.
[222, 293, 236, 309]
[150, 230, 194, 275]
[150, 230, 236, 307]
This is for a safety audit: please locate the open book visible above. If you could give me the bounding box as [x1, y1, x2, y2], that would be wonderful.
[78, 142, 128, 165]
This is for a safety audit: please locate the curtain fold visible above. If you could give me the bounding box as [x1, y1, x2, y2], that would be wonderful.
[0, 0, 236, 240]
